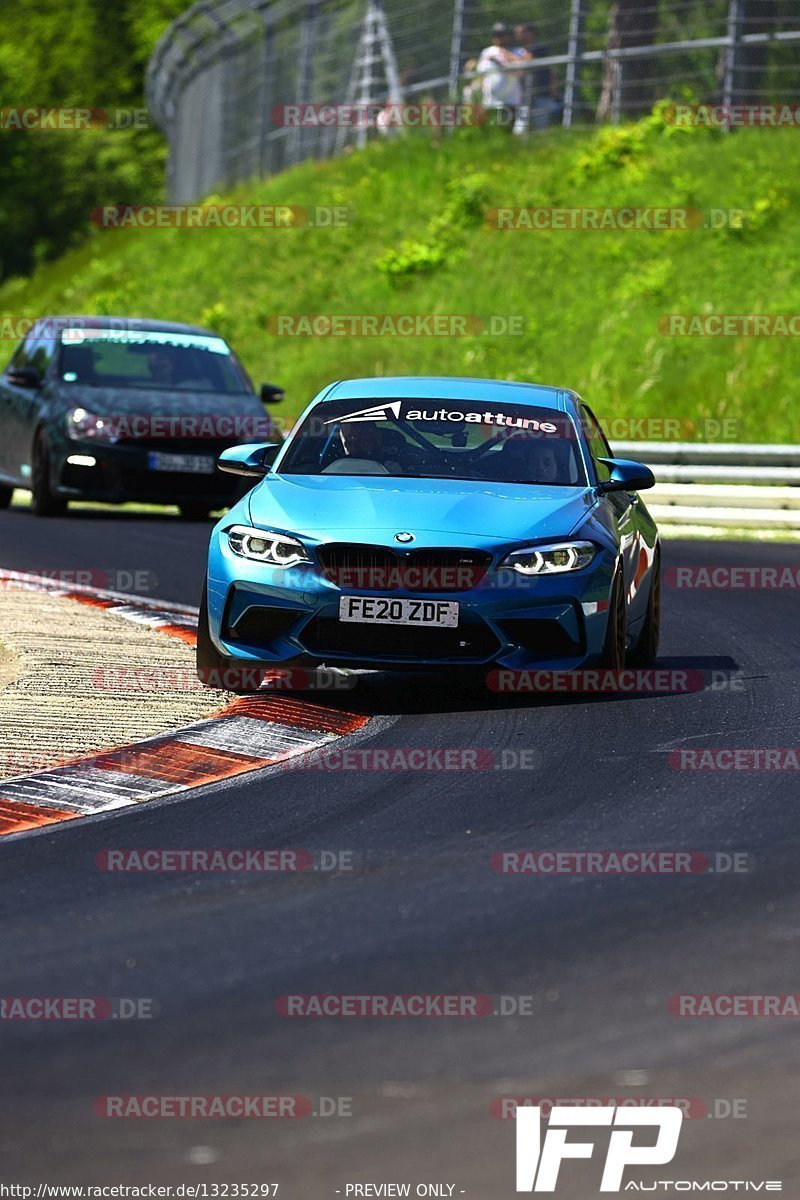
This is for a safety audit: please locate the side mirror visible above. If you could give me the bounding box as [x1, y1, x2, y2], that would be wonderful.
[6, 366, 42, 389]
[596, 457, 655, 493]
[218, 442, 280, 477]
[260, 383, 285, 405]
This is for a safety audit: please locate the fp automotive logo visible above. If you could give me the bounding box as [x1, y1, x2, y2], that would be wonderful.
[325, 401, 402, 424]
[516, 1105, 683, 1192]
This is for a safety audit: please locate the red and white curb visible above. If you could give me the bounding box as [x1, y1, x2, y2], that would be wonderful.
[0, 571, 368, 837]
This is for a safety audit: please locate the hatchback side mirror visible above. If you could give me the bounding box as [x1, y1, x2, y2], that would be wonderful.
[218, 443, 280, 477]
[260, 383, 285, 405]
[596, 457, 656, 493]
[6, 366, 42, 389]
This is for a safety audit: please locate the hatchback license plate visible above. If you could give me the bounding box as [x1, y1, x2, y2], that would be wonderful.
[338, 596, 459, 628]
[147, 452, 216, 474]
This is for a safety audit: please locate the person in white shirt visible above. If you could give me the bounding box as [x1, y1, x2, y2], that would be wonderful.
[476, 23, 530, 130]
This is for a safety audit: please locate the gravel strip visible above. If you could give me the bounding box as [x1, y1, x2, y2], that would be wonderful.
[0, 585, 231, 779]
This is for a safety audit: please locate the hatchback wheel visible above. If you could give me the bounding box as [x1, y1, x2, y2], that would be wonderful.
[31, 432, 67, 517]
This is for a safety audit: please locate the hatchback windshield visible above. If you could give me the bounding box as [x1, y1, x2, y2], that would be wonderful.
[279, 398, 587, 486]
[57, 328, 249, 395]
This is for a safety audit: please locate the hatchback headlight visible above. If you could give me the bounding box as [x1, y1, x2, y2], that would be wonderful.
[66, 407, 118, 441]
[500, 541, 596, 576]
[227, 524, 309, 568]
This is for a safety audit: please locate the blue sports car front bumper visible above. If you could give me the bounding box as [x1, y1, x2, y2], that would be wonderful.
[206, 509, 619, 673]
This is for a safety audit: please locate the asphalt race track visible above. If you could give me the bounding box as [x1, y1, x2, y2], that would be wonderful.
[1, 500, 799, 1195]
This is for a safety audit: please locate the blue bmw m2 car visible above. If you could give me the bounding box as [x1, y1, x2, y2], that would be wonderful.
[197, 376, 660, 685]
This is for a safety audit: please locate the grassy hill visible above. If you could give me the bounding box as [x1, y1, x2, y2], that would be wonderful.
[3, 107, 800, 443]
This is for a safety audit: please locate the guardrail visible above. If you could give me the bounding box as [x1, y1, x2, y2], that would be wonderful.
[613, 442, 800, 532]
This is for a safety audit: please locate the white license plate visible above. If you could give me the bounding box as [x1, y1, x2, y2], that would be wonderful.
[338, 596, 460, 628]
[147, 452, 216, 474]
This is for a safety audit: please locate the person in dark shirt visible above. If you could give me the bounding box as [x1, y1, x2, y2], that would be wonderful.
[513, 22, 562, 133]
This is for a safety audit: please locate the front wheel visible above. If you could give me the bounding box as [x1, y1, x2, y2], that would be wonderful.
[599, 571, 626, 670]
[31, 432, 67, 517]
[0, 483, 13, 509]
[628, 549, 661, 666]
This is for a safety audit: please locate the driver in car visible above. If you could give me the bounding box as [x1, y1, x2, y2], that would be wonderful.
[338, 420, 410, 473]
[147, 346, 177, 386]
[500, 434, 564, 483]
[528, 440, 561, 483]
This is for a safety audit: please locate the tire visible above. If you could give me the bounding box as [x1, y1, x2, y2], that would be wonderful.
[178, 503, 212, 521]
[196, 584, 262, 693]
[599, 569, 627, 671]
[628, 548, 661, 667]
[0, 483, 13, 509]
[31, 431, 67, 517]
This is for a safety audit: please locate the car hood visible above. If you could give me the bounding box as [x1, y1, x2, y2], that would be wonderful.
[247, 475, 596, 548]
[50, 383, 269, 421]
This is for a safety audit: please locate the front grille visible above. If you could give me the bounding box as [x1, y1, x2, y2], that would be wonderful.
[500, 618, 583, 659]
[316, 545, 491, 592]
[117, 470, 232, 499]
[300, 614, 500, 662]
[116, 437, 235, 455]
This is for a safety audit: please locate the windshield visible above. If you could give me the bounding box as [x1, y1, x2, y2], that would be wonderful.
[279, 397, 587, 486]
[57, 328, 249, 395]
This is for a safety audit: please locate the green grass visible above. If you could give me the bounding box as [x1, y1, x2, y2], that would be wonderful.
[3, 107, 800, 443]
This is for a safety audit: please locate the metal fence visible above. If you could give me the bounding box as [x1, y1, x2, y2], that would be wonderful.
[616, 442, 800, 529]
[146, 0, 800, 203]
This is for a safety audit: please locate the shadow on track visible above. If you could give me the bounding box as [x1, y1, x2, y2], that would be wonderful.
[271, 654, 742, 717]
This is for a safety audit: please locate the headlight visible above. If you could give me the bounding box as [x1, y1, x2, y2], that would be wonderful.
[500, 541, 596, 576]
[66, 407, 118, 441]
[227, 524, 309, 568]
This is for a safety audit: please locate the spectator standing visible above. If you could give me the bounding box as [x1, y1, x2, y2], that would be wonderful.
[513, 22, 562, 133]
[476, 23, 529, 130]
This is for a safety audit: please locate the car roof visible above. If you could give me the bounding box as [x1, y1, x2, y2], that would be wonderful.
[32, 316, 223, 340]
[319, 376, 575, 411]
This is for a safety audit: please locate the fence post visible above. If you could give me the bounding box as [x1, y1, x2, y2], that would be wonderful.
[562, 0, 584, 127]
[258, 11, 275, 177]
[722, 0, 743, 116]
[290, 0, 320, 163]
[448, 0, 466, 103]
[611, 59, 623, 124]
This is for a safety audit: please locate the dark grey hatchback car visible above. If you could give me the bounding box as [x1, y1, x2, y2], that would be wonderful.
[0, 316, 284, 518]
